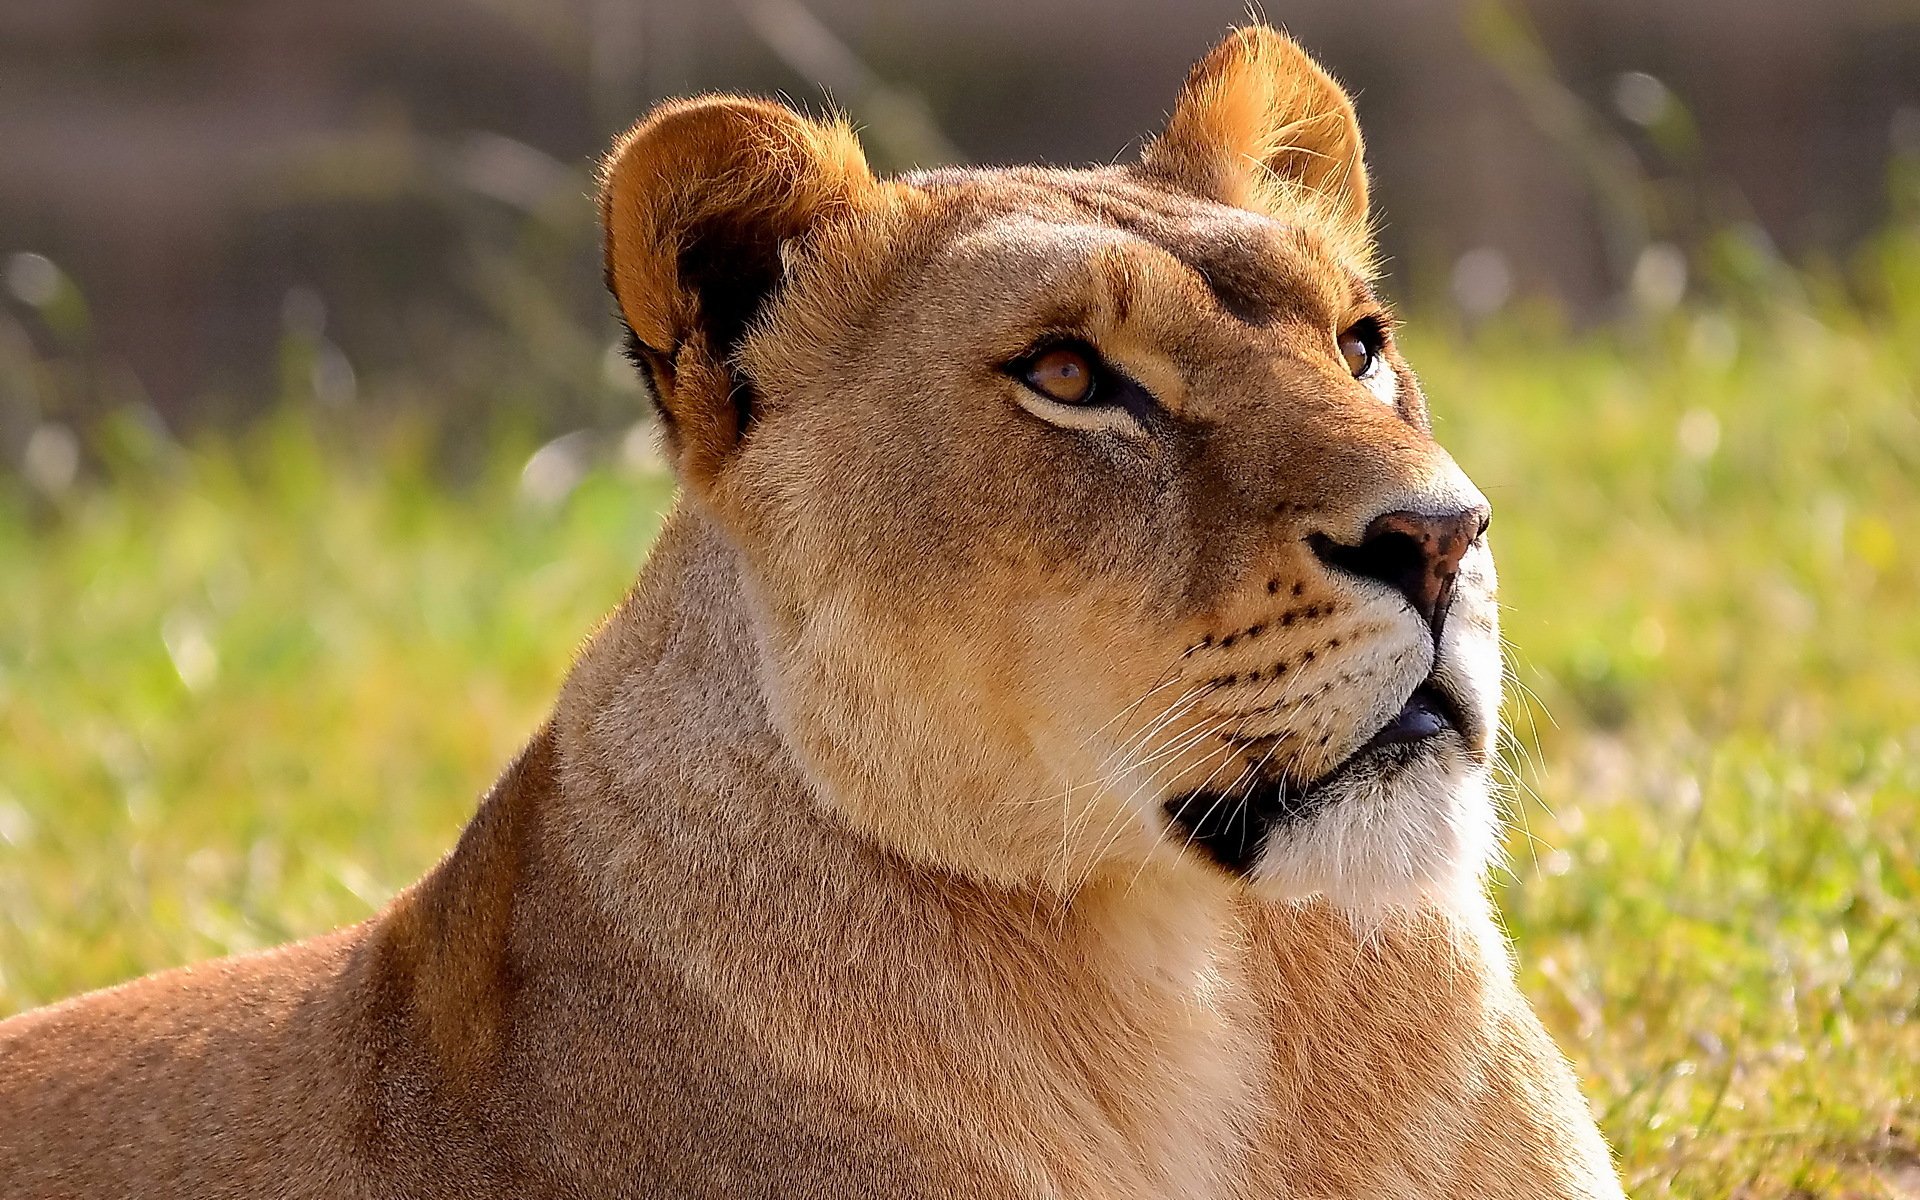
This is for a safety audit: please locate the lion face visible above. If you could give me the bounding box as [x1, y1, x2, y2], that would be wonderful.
[601, 28, 1499, 911]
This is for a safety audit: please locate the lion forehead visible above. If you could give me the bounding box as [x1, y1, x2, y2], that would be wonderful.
[884, 172, 1364, 338]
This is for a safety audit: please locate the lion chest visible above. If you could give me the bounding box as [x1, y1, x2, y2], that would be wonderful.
[993, 951, 1266, 1200]
[913, 890, 1269, 1200]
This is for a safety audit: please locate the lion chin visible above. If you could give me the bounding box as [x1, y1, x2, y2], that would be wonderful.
[1149, 702, 1496, 919]
[1165, 740, 1498, 918]
[1255, 755, 1499, 915]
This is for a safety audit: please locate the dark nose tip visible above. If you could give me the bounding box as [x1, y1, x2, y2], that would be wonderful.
[1309, 506, 1491, 632]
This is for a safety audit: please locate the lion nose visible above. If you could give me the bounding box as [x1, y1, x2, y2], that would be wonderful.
[1309, 505, 1490, 633]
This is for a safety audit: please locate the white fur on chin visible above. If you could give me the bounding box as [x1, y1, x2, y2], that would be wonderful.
[1249, 753, 1499, 922]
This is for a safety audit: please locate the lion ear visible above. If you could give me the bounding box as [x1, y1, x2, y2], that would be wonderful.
[1141, 26, 1368, 236]
[600, 96, 877, 486]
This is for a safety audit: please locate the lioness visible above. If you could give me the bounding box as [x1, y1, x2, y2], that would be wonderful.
[0, 26, 1622, 1200]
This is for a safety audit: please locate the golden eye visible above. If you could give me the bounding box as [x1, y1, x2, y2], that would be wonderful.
[1023, 346, 1098, 405]
[1338, 319, 1382, 378]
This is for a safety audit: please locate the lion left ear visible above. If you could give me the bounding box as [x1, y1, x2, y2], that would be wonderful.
[1141, 26, 1369, 236]
[600, 96, 878, 489]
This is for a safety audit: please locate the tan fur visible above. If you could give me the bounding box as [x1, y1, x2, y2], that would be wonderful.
[0, 27, 1622, 1199]
[1141, 26, 1372, 263]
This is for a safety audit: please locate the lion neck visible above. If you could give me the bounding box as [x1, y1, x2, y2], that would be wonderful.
[549, 502, 1257, 1096]
[552, 500, 1242, 956]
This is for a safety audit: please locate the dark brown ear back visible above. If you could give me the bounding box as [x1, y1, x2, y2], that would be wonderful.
[1141, 26, 1370, 239]
[600, 96, 876, 485]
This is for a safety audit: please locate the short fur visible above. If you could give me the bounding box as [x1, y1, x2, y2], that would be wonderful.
[0, 27, 1623, 1199]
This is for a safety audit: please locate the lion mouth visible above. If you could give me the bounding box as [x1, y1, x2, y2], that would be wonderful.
[1162, 678, 1469, 873]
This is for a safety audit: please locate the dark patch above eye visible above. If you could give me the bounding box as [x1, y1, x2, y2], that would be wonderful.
[1188, 249, 1282, 325]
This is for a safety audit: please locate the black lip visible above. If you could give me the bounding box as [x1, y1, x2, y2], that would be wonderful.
[1365, 682, 1463, 749]
[1164, 677, 1468, 874]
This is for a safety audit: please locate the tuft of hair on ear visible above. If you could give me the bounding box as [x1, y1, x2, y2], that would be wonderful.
[1140, 25, 1373, 261]
[599, 96, 876, 487]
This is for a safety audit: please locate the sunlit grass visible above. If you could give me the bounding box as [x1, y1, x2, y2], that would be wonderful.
[2, 231, 1916, 1196]
[1416, 230, 1920, 1196]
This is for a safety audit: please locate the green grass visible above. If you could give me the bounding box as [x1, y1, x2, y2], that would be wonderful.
[3, 233, 1917, 1196]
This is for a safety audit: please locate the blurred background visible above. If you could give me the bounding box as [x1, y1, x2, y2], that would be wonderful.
[2, 0, 1917, 445]
[3, 3, 1919, 1198]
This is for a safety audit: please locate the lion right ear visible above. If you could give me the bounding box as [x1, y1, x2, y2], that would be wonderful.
[1140, 27, 1369, 244]
[600, 97, 877, 487]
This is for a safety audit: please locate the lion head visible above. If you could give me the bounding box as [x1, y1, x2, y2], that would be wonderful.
[599, 26, 1500, 912]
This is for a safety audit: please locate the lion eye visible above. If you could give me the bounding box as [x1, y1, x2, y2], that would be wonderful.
[1337, 318, 1383, 378]
[1021, 346, 1098, 405]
